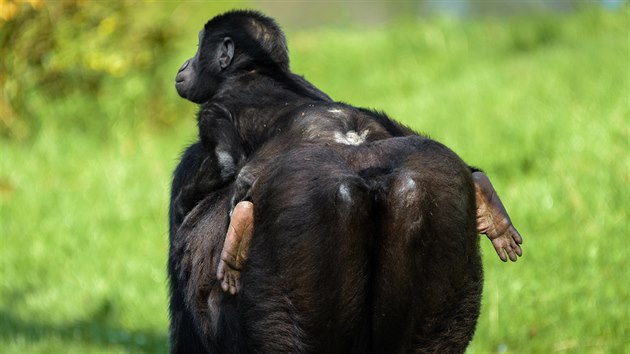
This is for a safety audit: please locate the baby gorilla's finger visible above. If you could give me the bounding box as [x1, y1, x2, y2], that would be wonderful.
[510, 226, 523, 245]
[495, 245, 508, 262]
[221, 278, 229, 292]
[514, 242, 523, 257]
[507, 247, 518, 262]
[229, 275, 237, 295]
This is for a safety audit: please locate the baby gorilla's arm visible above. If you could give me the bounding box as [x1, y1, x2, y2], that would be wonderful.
[216, 201, 254, 295]
[473, 172, 523, 262]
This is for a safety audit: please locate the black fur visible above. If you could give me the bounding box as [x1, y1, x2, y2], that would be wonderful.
[169, 10, 482, 353]
[231, 136, 483, 353]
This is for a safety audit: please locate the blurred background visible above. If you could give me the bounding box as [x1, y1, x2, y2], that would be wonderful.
[0, 0, 627, 353]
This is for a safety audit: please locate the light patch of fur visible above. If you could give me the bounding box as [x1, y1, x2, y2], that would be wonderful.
[399, 175, 417, 194]
[334, 130, 369, 146]
[337, 183, 352, 203]
[249, 18, 272, 42]
[216, 150, 235, 180]
[327, 108, 345, 115]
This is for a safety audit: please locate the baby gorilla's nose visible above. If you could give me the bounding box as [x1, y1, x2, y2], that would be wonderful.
[177, 60, 190, 74]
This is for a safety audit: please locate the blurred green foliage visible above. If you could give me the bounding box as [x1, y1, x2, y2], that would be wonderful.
[0, 1, 628, 353]
[1, 0, 167, 139]
[0, 0, 244, 140]
[1, 0, 625, 140]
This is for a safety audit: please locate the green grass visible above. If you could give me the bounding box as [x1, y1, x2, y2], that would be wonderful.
[1, 7, 628, 353]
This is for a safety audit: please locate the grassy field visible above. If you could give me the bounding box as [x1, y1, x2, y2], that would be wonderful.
[1, 5, 628, 353]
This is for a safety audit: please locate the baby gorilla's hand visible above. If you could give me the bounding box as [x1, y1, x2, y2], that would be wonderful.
[473, 172, 523, 262]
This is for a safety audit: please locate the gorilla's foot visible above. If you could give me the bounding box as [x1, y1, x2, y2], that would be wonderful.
[217, 201, 254, 294]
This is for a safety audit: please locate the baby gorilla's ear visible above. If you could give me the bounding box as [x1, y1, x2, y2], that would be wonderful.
[219, 37, 234, 69]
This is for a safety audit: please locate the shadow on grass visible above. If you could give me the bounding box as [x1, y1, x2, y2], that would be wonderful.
[0, 308, 169, 353]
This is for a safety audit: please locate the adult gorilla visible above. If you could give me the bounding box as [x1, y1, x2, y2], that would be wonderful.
[169, 10, 522, 353]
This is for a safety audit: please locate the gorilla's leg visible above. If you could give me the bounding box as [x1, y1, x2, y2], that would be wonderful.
[370, 137, 483, 353]
[168, 277, 207, 354]
[237, 147, 374, 353]
[169, 187, 242, 353]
